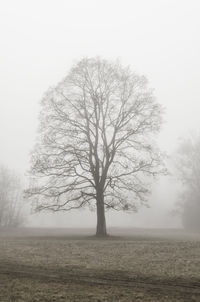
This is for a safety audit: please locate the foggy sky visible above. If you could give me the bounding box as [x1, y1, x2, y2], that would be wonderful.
[0, 0, 200, 228]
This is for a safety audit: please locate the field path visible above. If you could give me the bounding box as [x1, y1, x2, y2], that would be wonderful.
[0, 261, 200, 301]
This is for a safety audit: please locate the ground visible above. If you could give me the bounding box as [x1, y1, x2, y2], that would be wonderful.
[0, 228, 200, 301]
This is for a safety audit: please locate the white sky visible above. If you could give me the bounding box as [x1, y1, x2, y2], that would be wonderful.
[0, 0, 199, 227]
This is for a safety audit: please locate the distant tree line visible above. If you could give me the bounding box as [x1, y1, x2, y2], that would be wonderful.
[0, 165, 24, 227]
[176, 135, 200, 231]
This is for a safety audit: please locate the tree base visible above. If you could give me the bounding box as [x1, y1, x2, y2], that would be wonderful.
[95, 233, 108, 237]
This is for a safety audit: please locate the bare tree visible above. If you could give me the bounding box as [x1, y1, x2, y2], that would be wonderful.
[175, 134, 200, 231]
[27, 57, 164, 236]
[0, 166, 24, 227]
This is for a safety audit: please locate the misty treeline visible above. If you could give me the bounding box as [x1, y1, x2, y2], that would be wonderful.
[175, 135, 200, 231]
[0, 166, 24, 227]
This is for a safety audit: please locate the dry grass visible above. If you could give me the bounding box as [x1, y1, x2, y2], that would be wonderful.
[0, 228, 200, 301]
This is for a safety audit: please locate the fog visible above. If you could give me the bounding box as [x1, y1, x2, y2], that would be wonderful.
[1, 0, 200, 229]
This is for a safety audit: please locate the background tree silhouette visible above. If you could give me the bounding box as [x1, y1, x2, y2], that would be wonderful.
[175, 134, 200, 231]
[0, 166, 24, 227]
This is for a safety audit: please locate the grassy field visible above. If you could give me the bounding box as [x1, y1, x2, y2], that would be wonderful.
[0, 228, 200, 301]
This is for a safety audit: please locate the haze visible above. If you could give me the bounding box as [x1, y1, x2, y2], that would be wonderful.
[0, 0, 200, 228]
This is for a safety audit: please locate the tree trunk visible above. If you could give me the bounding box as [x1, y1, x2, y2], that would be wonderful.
[96, 191, 107, 236]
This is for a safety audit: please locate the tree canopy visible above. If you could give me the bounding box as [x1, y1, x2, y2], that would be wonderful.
[28, 57, 164, 235]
